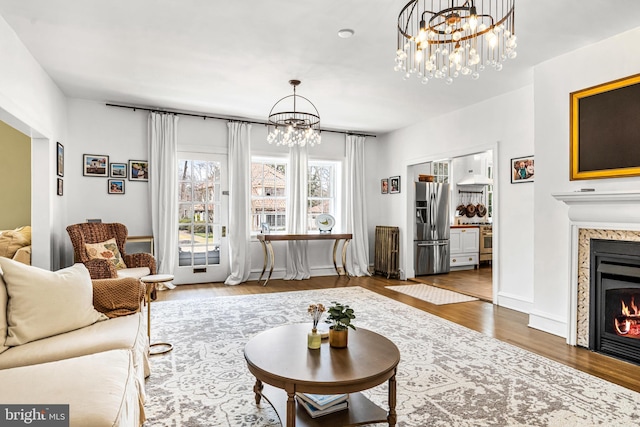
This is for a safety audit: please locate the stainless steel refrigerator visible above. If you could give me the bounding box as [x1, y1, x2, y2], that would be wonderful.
[414, 182, 450, 275]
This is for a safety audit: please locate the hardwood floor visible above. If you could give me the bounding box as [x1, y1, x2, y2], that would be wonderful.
[411, 264, 493, 301]
[154, 273, 640, 394]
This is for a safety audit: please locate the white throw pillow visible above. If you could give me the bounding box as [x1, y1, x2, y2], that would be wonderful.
[0, 258, 107, 346]
[0, 269, 8, 354]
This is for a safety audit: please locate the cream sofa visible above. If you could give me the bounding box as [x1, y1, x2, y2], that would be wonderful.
[0, 258, 149, 426]
[0, 226, 31, 265]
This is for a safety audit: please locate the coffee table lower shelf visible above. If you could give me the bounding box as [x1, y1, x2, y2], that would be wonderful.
[260, 384, 389, 427]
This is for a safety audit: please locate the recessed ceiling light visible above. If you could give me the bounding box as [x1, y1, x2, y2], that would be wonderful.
[337, 29, 355, 39]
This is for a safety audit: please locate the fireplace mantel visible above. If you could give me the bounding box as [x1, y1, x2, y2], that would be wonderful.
[552, 191, 640, 224]
[552, 190, 640, 205]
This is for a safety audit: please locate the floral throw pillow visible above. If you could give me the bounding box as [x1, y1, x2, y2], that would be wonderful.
[85, 238, 127, 270]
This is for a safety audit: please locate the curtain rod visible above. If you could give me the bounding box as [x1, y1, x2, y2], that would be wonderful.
[105, 103, 376, 138]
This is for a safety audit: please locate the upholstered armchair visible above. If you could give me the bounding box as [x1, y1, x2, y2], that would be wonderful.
[66, 222, 156, 280]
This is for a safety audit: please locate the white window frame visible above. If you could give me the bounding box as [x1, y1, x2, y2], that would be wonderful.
[307, 160, 340, 232]
[251, 156, 288, 234]
[432, 160, 450, 183]
[250, 157, 342, 234]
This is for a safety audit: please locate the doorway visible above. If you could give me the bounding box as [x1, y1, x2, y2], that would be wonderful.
[174, 153, 229, 284]
[407, 147, 498, 304]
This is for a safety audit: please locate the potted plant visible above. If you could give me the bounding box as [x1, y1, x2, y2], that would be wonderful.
[325, 301, 356, 348]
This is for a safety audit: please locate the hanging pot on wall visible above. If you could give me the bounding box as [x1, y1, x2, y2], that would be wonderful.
[465, 203, 476, 218]
[476, 203, 487, 217]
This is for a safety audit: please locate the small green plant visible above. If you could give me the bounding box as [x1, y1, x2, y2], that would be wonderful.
[325, 301, 356, 331]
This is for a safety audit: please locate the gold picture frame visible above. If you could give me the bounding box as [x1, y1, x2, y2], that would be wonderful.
[570, 73, 640, 180]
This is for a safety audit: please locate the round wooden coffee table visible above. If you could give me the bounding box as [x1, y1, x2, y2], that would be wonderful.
[244, 323, 400, 427]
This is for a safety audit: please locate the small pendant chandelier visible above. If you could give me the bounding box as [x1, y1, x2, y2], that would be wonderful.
[267, 80, 321, 147]
[396, 0, 517, 85]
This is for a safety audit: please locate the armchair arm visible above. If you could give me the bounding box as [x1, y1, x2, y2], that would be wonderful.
[92, 277, 146, 318]
[124, 253, 157, 275]
[84, 258, 118, 279]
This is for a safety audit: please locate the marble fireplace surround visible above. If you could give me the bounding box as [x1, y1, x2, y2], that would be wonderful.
[552, 190, 640, 347]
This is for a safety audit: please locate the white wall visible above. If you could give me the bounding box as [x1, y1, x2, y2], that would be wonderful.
[65, 99, 349, 279]
[0, 14, 67, 270]
[367, 85, 535, 311]
[531, 26, 640, 337]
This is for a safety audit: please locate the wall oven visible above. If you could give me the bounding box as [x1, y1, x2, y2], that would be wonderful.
[479, 225, 492, 262]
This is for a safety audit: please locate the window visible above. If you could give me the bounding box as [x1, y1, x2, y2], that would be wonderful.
[307, 162, 336, 231]
[251, 158, 339, 233]
[432, 161, 449, 183]
[251, 159, 287, 233]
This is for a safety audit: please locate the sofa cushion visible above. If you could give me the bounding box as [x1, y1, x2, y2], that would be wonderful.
[0, 226, 31, 259]
[85, 238, 127, 269]
[0, 349, 145, 427]
[0, 272, 7, 354]
[0, 259, 107, 346]
[0, 312, 150, 399]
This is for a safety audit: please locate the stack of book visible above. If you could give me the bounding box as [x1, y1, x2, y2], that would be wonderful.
[295, 392, 349, 418]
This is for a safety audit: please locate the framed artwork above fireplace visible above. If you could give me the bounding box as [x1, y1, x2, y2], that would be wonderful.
[570, 73, 640, 180]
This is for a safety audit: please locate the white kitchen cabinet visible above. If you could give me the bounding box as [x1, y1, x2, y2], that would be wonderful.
[450, 227, 479, 270]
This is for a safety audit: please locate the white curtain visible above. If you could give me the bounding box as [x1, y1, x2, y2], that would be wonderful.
[224, 122, 252, 285]
[345, 134, 371, 276]
[284, 144, 310, 280]
[148, 112, 179, 275]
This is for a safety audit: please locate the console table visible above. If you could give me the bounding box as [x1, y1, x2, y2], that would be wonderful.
[256, 233, 352, 286]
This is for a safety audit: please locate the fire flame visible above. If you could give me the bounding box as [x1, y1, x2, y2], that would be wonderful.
[621, 296, 638, 317]
[616, 296, 640, 337]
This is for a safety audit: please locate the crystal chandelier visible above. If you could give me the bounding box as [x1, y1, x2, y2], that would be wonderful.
[267, 80, 321, 147]
[395, 0, 517, 85]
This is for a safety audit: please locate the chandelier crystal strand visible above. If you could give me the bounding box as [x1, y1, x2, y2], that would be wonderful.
[396, 0, 516, 85]
[267, 80, 321, 147]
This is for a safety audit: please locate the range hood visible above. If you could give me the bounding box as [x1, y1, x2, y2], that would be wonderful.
[457, 173, 493, 186]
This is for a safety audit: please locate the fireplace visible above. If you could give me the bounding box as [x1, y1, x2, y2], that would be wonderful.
[590, 239, 640, 365]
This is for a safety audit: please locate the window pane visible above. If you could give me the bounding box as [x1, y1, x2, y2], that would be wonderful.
[178, 204, 193, 222]
[307, 162, 336, 231]
[178, 160, 191, 181]
[251, 159, 287, 233]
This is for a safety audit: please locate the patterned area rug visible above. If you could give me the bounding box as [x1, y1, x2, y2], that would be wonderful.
[144, 287, 640, 427]
[386, 283, 478, 305]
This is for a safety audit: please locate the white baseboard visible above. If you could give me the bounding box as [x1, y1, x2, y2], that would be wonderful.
[496, 292, 532, 313]
[528, 309, 567, 338]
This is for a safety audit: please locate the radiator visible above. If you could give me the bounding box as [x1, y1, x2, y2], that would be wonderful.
[374, 226, 400, 279]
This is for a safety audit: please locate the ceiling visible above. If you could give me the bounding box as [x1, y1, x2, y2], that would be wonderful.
[1, 0, 639, 135]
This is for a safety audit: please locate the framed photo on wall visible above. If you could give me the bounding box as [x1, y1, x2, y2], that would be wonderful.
[511, 155, 534, 183]
[57, 178, 63, 196]
[108, 179, 125, 194]
[570, 73, 640, 180]
[389, 176, 401, 194]
[128, 160, 149, 182]
[57, 142, 64, 177]
[110, 163, 127, 178]
[381, 178, 388, 194]
[83, 154, 109, 177]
